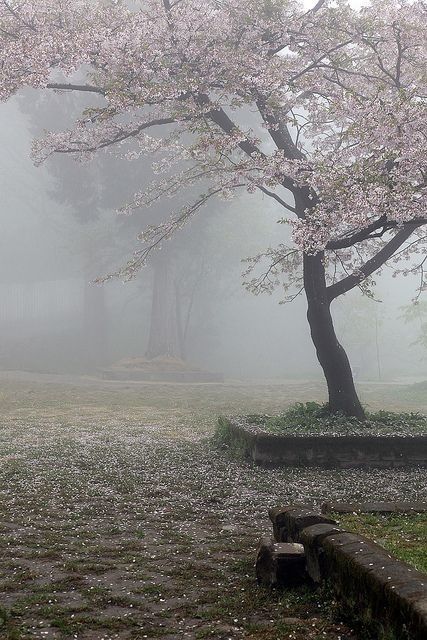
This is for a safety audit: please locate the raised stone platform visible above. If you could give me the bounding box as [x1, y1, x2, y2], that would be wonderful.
[220, 418, 427, 468]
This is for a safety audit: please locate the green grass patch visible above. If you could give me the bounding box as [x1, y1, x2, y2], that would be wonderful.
[244, 402, 427, 436]
[213, 416, 250, 456]
[334, 512, 427, 572]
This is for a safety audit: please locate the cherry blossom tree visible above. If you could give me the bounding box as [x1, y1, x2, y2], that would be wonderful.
[1, 0, 426, 416]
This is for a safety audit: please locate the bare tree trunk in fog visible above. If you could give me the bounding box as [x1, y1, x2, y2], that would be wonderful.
[146, 252, 182, 359]
[83, 279, 108, 370]
[175, 283, 186, 360]
[175, 257, 205, 361]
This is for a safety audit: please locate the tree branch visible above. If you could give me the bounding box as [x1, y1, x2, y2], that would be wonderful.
[47, 83, 107, 96]
[287, 40, 353, 84]
[54, 117, 179, 155]
[327, 224, 423, 301]
[2, 0, 36, 31]
[103, 184, 244, 280]
[256, 185, 297, 213]
[304, 0, 327, 15]
[199, 96, 299, 197]
[254, 96, 319, 214]
[327, 217, 427, 250]
[255, 97, 305, 161]
[326, 215, 388, 250]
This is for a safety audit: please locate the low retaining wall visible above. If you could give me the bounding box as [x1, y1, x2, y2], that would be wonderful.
[269, 505, 427, 640]
[221, 418, 427, 468]
[321, 501, 427, 514]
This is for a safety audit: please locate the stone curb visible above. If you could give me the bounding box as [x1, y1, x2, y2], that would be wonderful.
[269, 505, 427, 639]
[321, 501, 427, 514]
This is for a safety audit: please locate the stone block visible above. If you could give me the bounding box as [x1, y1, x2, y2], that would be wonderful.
[266, 504, 427, 639]
[256, 536, 306, 587]
[321, 500, 427, 514]
[269, 505, 336, 542]
[227, 420, 427, 468]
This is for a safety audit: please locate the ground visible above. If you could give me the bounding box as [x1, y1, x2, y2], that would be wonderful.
[0, 372, 426, 640]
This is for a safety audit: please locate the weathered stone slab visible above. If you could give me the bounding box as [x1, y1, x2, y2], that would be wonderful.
[321, 500, 427, 514]
[269, 505, 336, 542]
[256, 537, 276, 587]
[299, 522, 344, 544]
[219, 418, 257, 457]
[255, 537, 306, 587]
[412, 598, 427, 638]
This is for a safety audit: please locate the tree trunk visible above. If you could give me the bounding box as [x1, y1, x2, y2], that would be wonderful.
[175, 281, 186, 360]
[145, 252, 181, 359]
[303, 252, 365, 418]
[83, 279, 108, 370]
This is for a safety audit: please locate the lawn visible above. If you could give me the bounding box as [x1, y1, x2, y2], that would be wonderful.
[333, 512, 427, 573]
[0, 372, 426, 639]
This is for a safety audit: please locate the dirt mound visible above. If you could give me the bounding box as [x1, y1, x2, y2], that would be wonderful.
[100, 356, 223, 382]
[113, 356, 198, 372]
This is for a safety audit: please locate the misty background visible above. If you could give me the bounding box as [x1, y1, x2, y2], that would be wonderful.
[0, 93, 425, 382]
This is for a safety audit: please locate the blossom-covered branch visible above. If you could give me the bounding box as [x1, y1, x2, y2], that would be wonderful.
[1, 0, 425, 293]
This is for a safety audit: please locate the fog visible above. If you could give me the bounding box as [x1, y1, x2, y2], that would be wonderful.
[0, 94, 425, 382]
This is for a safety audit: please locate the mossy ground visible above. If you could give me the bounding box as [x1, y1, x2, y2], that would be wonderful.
[240, 402, 427, 436]
[0, 371, 426, 639]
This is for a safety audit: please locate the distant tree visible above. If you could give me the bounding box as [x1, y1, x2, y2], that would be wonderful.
[22, 89, 232, 365]
[97, 153, 215, 362]
[18, 90, 114, 368]
[1, 0, 426, 416]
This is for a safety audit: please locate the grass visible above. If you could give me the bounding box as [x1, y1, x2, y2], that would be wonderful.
[0, 372, 426, 639]
[240, 402, 427, 436]
[333, 512, 427, 573]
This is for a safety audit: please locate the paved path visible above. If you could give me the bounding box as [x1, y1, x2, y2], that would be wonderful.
[0, 380, 425, 639]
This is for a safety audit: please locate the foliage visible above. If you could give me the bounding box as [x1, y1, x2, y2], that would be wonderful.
[0, 0, 425, 290]
[244, 402, 427, 436]
[213, 416, 249, 457]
